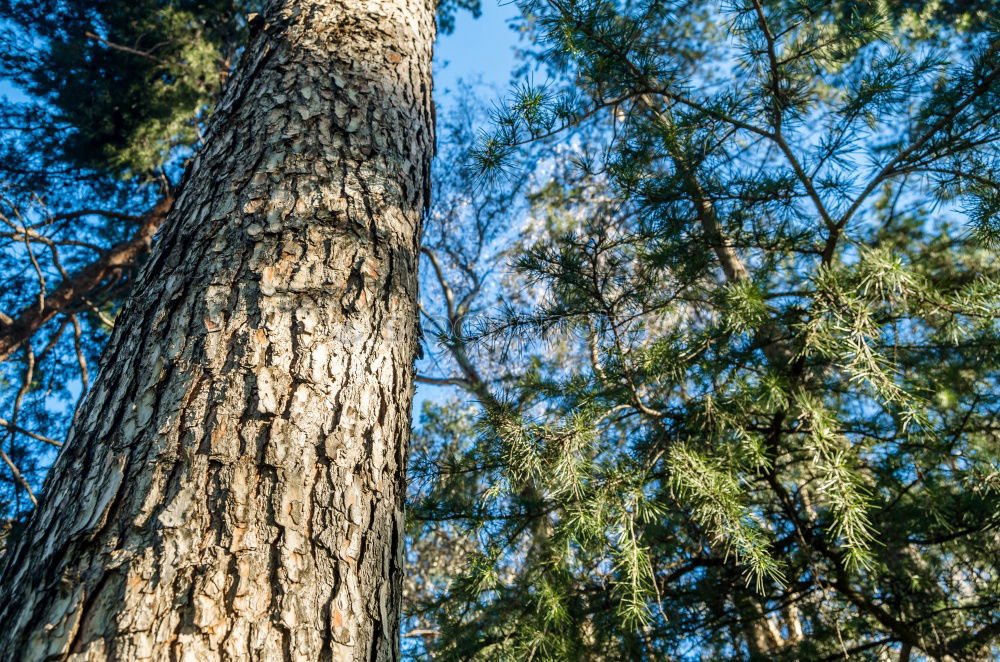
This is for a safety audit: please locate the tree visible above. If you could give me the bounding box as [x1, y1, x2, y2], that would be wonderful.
[404, 1, 1000, 660]
[0, 0, 478, 522]
[5, 0, 999, 659]
[0, 0, 261, 517]
[0, 1, 434, 659]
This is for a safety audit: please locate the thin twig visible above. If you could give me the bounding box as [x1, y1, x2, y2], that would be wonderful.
[0, 447, 36, 505]
[0, 417, 61, 448]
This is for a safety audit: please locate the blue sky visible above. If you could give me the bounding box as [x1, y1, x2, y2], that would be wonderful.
[434, 1, 520, 97]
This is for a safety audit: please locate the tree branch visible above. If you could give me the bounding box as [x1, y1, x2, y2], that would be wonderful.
[0, 417, 61, 448]
[0, 194, 173, 364]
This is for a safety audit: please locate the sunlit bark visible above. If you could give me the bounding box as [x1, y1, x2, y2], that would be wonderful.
[0, 0, 434, 659]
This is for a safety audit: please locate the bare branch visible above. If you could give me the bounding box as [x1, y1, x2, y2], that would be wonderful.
[421, 246, 458, 323]
[0, 447, 36, 506]
[2, 342, 38, 505]
[0, 417, 61, 448]
[84, 31, 170, 66]
[415, 375, 469, 387]
[0, 194, 173, 364]
[71, 314, 90, 399]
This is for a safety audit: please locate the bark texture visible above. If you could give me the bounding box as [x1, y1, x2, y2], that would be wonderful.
[0, 0, 434, 659]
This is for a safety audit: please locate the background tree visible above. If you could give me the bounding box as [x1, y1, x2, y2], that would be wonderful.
[0, 0, 261, 520]
[404, 1, 1000, 660]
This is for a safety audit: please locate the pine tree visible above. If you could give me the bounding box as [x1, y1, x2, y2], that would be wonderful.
[407, 1, 1000, 659]
[0, 1, 434, 659]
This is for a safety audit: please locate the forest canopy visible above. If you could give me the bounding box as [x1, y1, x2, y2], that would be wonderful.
[1, 0, 998, 660]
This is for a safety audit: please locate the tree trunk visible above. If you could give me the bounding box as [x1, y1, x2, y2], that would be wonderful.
[0, 0, 434, 659]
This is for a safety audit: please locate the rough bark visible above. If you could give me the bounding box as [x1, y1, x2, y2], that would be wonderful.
[0, 195, 173, 365]
[0, 0, 434, 659]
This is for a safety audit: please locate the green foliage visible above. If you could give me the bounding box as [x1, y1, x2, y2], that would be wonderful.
[408, 0, 1000, 660]
[0, 0, 259, 177]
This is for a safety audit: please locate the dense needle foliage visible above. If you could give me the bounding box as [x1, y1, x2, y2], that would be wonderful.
[404, 1, 1000, 660]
